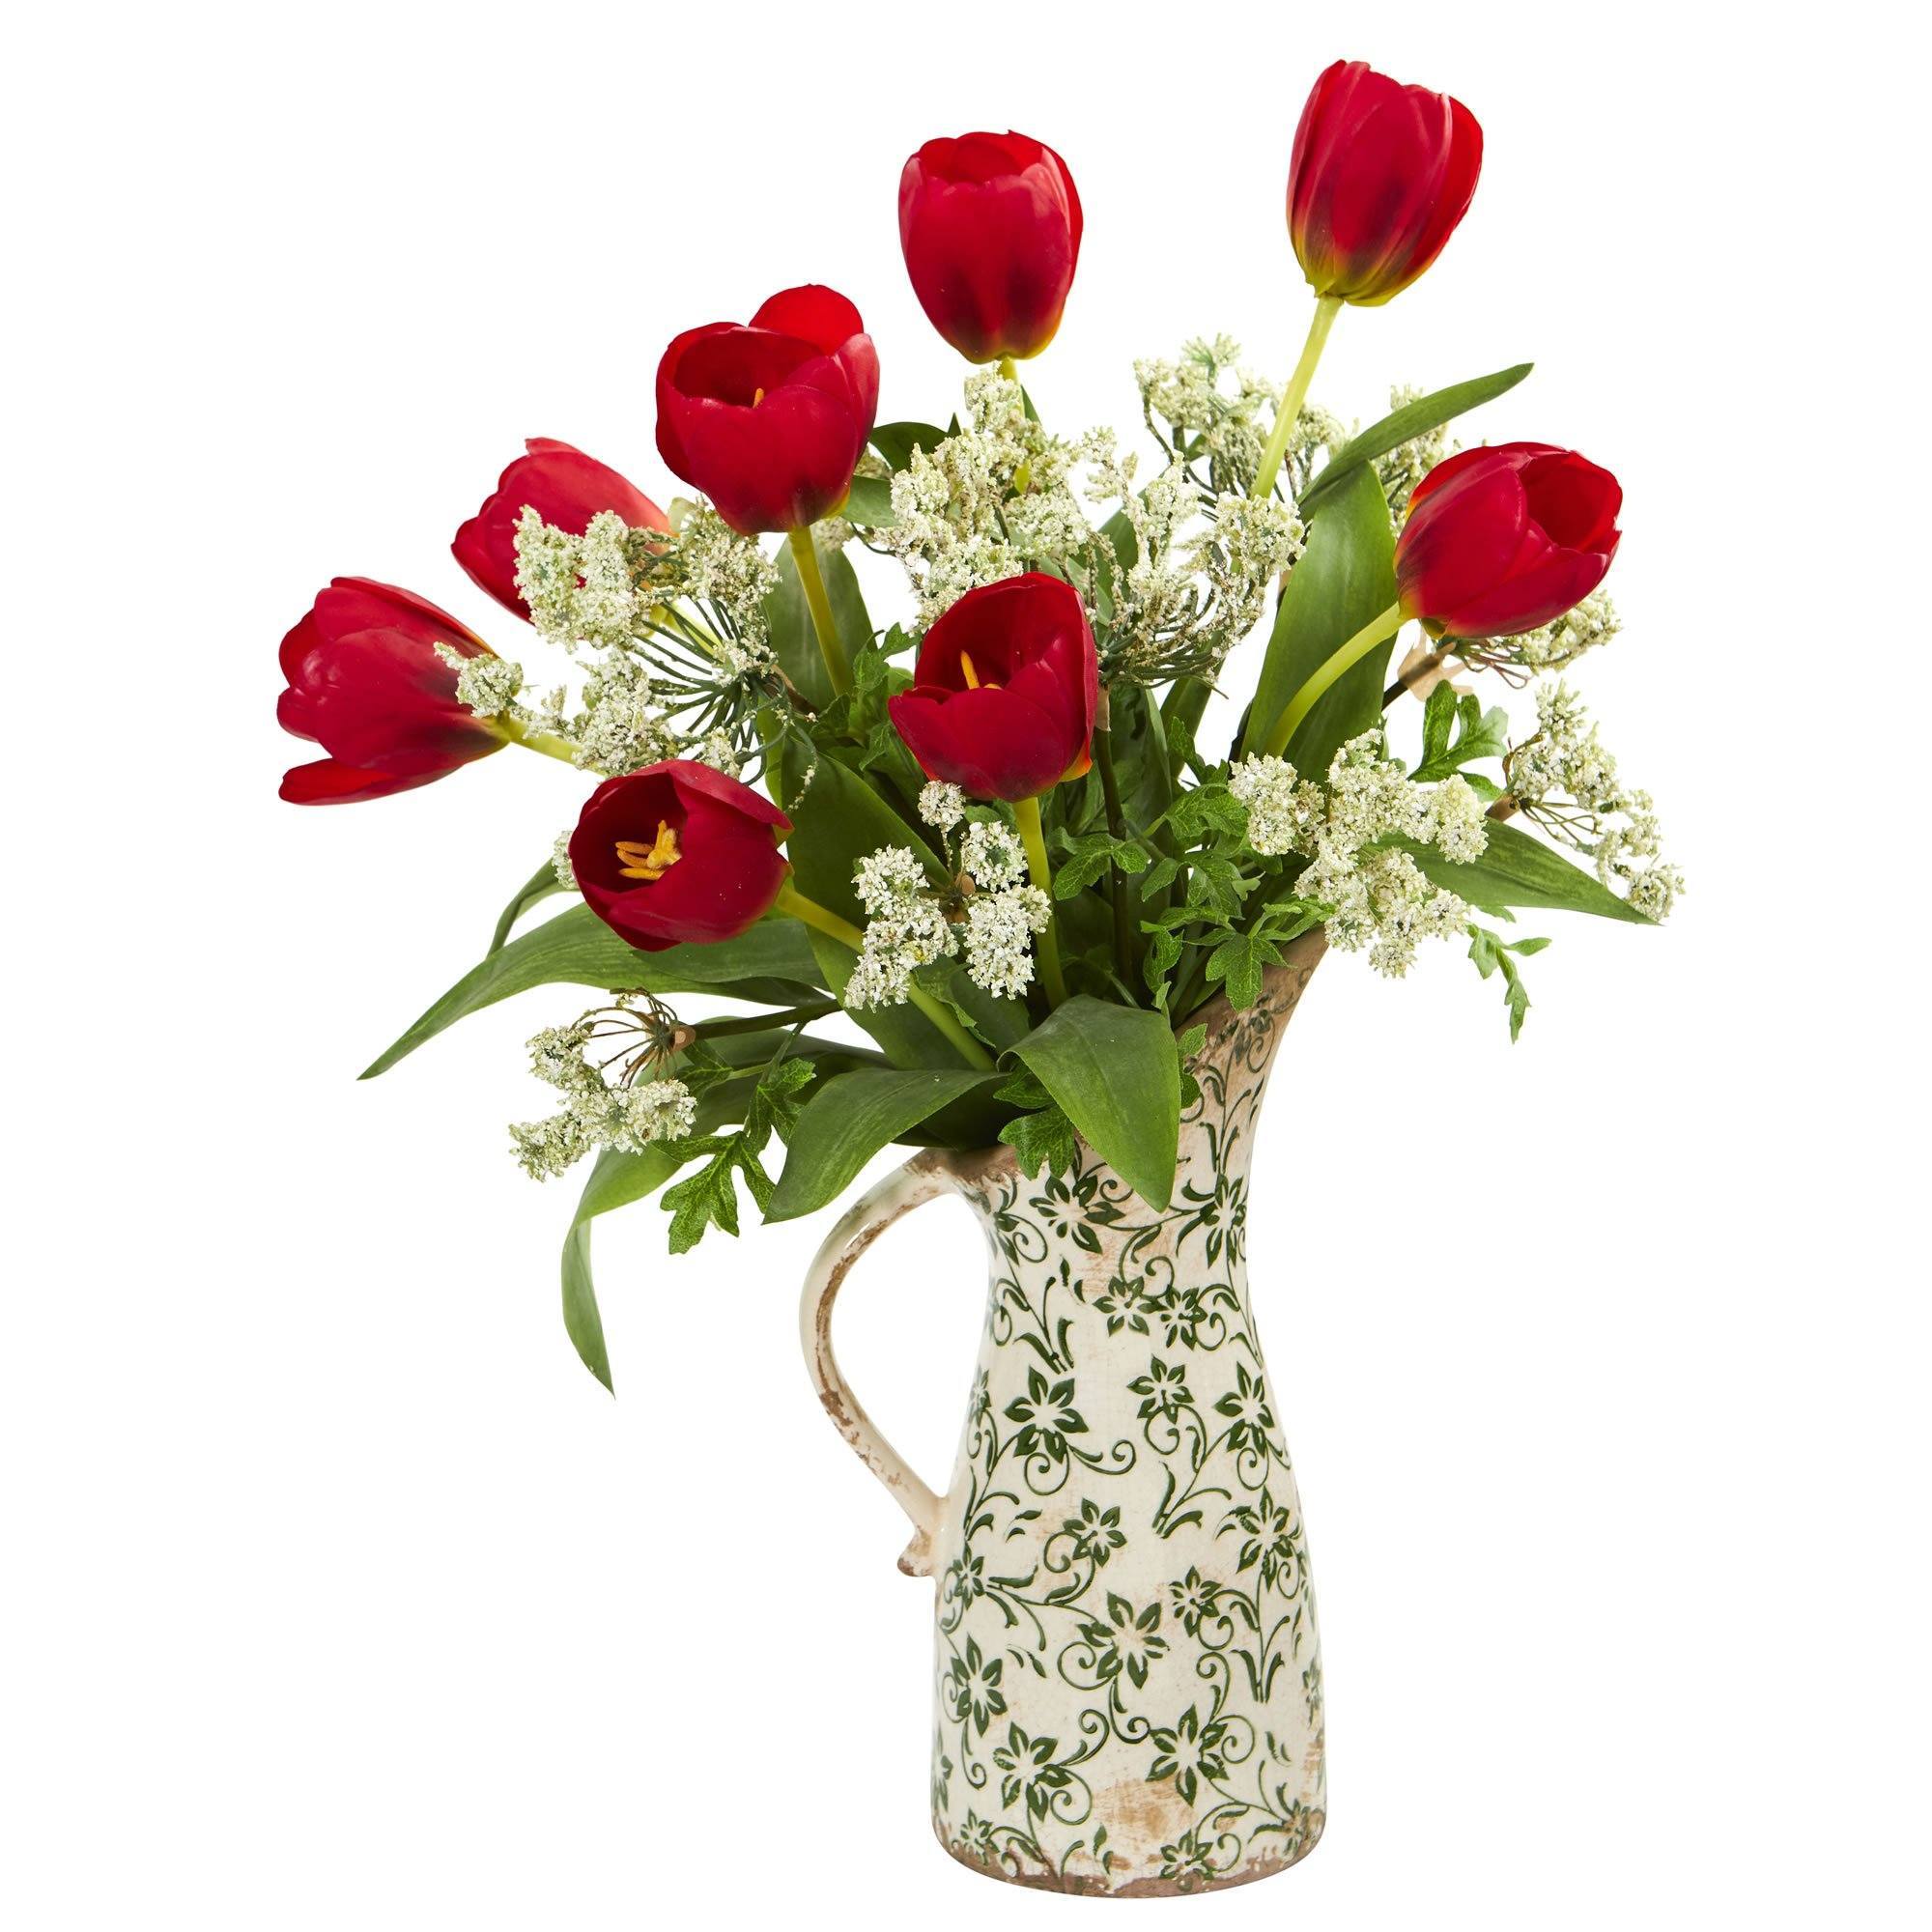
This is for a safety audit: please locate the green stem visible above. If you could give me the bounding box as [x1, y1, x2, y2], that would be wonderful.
[1250, 295, 1342, 502]
[1092, 723, 1138, 984]
[1012, 796, 1069, 1008]
[997, 354, 1019, 383]
[496, 714, 580, 766]
[696, 1001, 838, 1039]
[786, 526, 852, 697]
[1263, 600, 1406, 759]
[772, 882, 994, 1071]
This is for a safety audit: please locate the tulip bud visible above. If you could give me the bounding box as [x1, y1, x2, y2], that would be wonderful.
[570, 761, 793, 952]
[888, 575, 1098, 802]
[1395, 443, 1622, 639]
[1288, 60, 1483, 307]
[277, 578, 507, 804]
[655, 286, 879, 536]
[453, 439, 668, 620]
[898, 131, 1083, 364]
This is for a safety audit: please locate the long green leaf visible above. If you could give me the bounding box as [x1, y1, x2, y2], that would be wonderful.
[1399, 819, 1652, 925]
[767, 1067, 999, 1221]
[362, 907, 825, 1078]
[1011, 998, 1180, 1208]
[488, 858, 569, 955]
[1297, 362, 1533, 519]
[765, 535, 872, 708]
[560, 1146, 683, 1391]
[1243, 463, 1398, 776]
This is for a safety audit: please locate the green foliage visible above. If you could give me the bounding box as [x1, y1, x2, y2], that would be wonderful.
[768, 1067, 1001, 1220]
[1010, 998, 1181, 1208]
[488, 857, 569, 956]
[1409, 684, 1510, 783]
[1467, 925, 1553, 1042]
[839, 474, 896, 527]
[658, 1054, 818, 1253]
[994, 1069, 1081, 1181]
[1242, 463, 1399, 777]
[765, 535, 873, 709]
[868, 421, 950, 469]
[362, 907, 825, 1079]
[1296, 362, 1533, 518]
[1054, 831, 1150, 900]
[1401, 818, 1653, 924]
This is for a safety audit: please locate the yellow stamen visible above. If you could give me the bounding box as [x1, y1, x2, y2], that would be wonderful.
[614, 821, 683, 882]
[753, 385, 765, 407]
[958, 649, 1000, 691]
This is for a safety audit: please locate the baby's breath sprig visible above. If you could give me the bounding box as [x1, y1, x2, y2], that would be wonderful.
[1497, 682, 1683, 921]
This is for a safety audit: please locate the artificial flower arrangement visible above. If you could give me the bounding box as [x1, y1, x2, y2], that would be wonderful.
[280, 61, 1677, 1394]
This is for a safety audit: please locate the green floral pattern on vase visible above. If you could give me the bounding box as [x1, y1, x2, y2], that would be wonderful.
[803, 947, 1327, 1896]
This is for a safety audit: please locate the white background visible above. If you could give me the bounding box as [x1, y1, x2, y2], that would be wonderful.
[4, 3, 1925, 1925]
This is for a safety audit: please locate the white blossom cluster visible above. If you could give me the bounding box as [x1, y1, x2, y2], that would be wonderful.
[1229, 732, 1485, 976]
[1508, 591, 1621, 673]
[1508, 682, 1683, 920]
[435, 503, 787, 781]
[508, 1008, 696, 1180]
[1133, 334, 1283, 496]
[844, 797, 1050, 1009]
[1084, 441, 1302, 686]
[883, 370, 1097, 627]
[433, 643, 525, 719]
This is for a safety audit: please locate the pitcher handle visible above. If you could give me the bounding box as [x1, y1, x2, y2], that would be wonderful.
[799, 1156, 954, 1578]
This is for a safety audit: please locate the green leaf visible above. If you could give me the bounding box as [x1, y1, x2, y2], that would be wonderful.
[840, 474, 896, 527]
[1410, 686, 1511, 782]
[559, 1145, 685, 1391]
[361, 906, 825, 1078]
[1297, 362, 1534, 519]
[999, 1103, 1080, 1181]
[1010, 999, 1181, 1208]
[768, 1067, 999, 1220]
[1403, 818, 1652, 924]
[659, 1056, 817, 1253]
[869, 422, 949, 469]
[1467, 924, 1552, 1042]
[765, 535, 872, 709]
[488, 858, 569, 955]
[1242, 463, 1398, 778]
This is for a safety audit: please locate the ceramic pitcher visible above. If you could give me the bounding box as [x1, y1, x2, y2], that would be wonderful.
[801, 936, 1327, 1896]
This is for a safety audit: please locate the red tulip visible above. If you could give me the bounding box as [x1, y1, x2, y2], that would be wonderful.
[898, 131, 1083, 363]
[452, 438, 668, 620]
[655, 286, 879, 536]
[278, 578, 506, 805]
[888, 574, 1097, 802]
[1395, 443, 1622, 639]
[570, 760, 792, 952]
[1288, 60, 1482, 307]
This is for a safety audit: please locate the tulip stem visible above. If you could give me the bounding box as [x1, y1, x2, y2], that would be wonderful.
[1012, 796, 1069, 1008]
[787, 526, 853, 697]
[1263, 600, 1406, 758]
[772, 882, 995, 1071]
[497, 714, 581, 767]
[1251, 295, 1342, 502]
[997, 355, 1019, 384]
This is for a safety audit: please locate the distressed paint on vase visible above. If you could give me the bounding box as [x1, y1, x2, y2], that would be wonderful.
[802, 937, 1327, 1896]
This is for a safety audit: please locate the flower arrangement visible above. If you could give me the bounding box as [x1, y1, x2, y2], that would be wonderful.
[281, 59, 1678, 1390]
